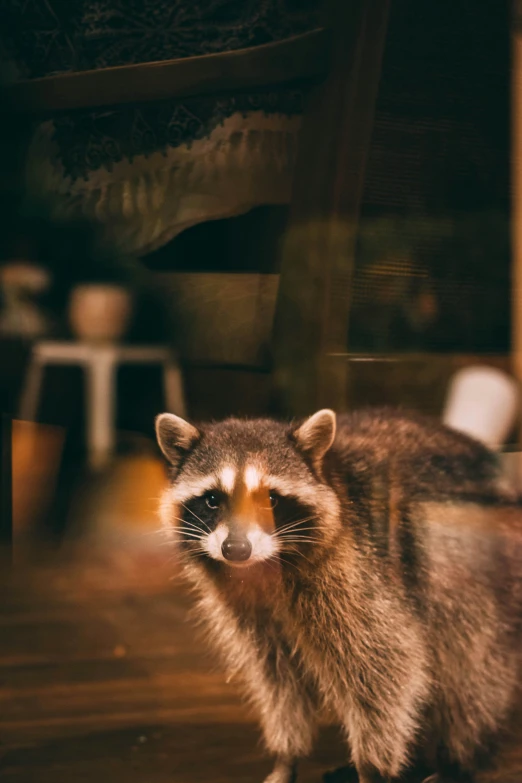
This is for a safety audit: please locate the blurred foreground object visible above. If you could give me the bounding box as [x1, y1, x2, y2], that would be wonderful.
[0, 413, 12, 552]
[442, 366, 519, 449]
[82, 451, 169, 544]
[12, 419, 64, 553]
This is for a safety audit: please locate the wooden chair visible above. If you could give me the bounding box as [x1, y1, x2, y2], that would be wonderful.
[7, 0, 391, 420]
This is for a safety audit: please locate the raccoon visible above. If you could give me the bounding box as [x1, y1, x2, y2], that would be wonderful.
[155, 407, 522, 783]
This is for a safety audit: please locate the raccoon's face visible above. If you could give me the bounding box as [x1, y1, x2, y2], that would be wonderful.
[155, 409, 340, 570]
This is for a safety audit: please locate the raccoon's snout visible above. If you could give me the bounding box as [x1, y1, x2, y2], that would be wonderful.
[221, 535, 252, 563]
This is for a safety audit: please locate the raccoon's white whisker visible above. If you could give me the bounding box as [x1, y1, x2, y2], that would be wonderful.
[273, 517, 320, 536]
[270, 553, 300, 575]
[278, 530, 322, 537]
[177, 519, 208, 534]
[274, 514, 316, 532]
[275, 526, 321, 536]
[275, 515, 319, 531]
[169, 532, 205, 542]
[169, 528, 203, 537]
[170, 516, 196, 526]
[167, 530, 204, 542]
[168, 525, 204, 536]
[278, 536, 322, 544]
[273, 524, 310, 538]
[180, 503, 212, 532]
[284, 542, 312, 556]
[278, 524, 332, 537]
[170, 516, 210, 535]
[283, 544, 316, 567]
[167, 525, 205, 538]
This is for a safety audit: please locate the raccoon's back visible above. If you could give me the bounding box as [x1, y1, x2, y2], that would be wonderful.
[331, 408, 522, 616]
[332, 407, 509, 502]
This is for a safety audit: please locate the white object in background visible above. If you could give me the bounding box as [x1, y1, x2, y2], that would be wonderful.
[68, 284, 133, 342]
[19, 341, 186, 471]
[442, 366, 519, 450]
[0, 262, 53, 338]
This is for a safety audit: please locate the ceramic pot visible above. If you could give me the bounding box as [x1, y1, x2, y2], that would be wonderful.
[68, 284, 132, 342]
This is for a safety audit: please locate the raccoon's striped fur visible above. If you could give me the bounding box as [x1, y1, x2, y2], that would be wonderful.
[155, 407, 522, 783]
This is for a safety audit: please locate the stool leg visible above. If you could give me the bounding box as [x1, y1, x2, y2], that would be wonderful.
[19, 358, 45, 422]
[86, 352, 116, 471]
[163, 359, 187, 418]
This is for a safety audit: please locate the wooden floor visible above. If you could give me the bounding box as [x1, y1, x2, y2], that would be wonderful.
[0, 545, 348, 783]
[1, 544, 522, 783]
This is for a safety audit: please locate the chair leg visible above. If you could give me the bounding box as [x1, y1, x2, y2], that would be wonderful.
[86, 354, 116, 471]
[19, 357, 45, 422]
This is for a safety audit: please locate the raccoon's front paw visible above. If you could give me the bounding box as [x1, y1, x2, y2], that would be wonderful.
[263, 759, 297, 783]
[323, 765, 359, 782]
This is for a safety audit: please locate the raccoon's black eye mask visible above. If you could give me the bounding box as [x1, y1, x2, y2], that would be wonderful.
[271, 495, 318, 532]
[180, 489, 315, 537]
[180, 492, 226, 535]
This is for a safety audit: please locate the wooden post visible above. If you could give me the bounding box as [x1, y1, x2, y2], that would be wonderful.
[271, 0, 390, 417]
[512, 4, 522, 442]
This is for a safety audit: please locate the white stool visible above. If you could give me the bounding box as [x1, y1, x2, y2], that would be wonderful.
[19, 341, 186, 470]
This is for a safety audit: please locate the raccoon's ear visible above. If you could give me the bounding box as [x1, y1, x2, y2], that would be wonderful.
[292, 409, 336, 462]
[155, 413, 200, 467]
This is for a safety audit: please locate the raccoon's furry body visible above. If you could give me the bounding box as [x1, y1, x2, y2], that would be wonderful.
[155, 407, 522, 783]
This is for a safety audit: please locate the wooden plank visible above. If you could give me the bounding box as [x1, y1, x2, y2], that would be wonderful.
[0, 723, 347, 783]
[271, 0, 390, 416]
[0, 556, 521, 780]
[5, 29, 330, 116]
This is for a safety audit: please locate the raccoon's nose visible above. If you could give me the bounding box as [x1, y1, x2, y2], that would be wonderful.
[221, 536, 252, 562]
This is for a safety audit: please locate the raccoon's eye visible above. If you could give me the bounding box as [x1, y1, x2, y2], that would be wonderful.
[269, 491, 279, 509]
[205, 492, 221, 510]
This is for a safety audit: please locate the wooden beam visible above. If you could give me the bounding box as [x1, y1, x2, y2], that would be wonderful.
[512, 13, 522, 447]
[5, 29, 330, 116]
[271, 0, 390, 416]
